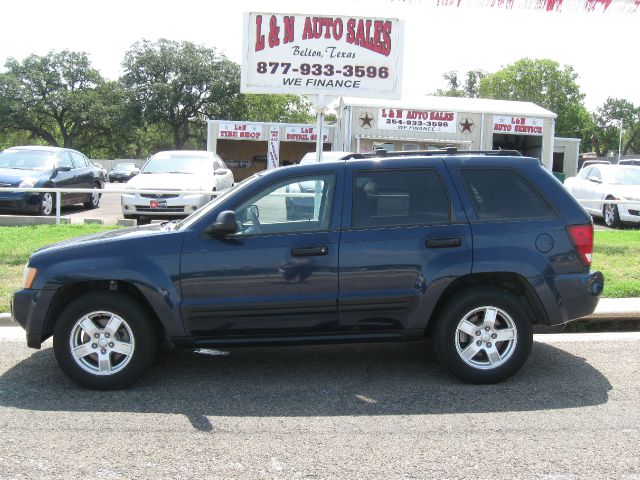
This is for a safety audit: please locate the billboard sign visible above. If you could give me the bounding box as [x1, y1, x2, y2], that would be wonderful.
[241, 13, 404, 99]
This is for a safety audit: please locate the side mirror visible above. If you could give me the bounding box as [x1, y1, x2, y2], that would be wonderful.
[214, 168, 228, 176]
[55, 165, 72, 173]
[205, 210, 238, 237]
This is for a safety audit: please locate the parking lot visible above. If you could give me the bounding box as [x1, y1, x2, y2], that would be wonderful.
[0, 330, 639, 478]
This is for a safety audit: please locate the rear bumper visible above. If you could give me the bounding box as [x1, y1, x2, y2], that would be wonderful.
[533, 271, 604, 325]
[11, 288, 56, 348]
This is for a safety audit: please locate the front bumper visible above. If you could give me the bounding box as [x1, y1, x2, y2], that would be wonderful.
[617, 203, 640, 224]
[11, 288, 56, 348]
[121, 192, 210, 217]
[0, 191, 41, 213]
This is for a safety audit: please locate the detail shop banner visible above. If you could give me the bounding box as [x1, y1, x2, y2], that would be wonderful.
[378, 108, 458, 133]
[285, 126, 329, 142]
[241, 13, 404, 98]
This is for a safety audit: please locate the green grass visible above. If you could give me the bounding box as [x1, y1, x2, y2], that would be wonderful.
[0, 225, 118, 313]
[0, 225, 638, 314]
[593, 230, 640, 298]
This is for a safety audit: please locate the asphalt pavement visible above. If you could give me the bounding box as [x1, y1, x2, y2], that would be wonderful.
[0, 331, 638, 479]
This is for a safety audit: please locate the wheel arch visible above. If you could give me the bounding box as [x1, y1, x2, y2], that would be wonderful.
[41, 280, 171, 346]
[424, 272, 548, 337]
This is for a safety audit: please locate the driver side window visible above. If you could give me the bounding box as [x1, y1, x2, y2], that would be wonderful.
[233, 174, 335, 235]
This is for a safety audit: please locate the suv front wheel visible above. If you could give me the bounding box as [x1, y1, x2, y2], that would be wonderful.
[53, 291, 157, 389]
[433, 288, 533, 384]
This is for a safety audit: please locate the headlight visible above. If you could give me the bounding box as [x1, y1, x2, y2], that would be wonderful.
[18, 178, 37, 188]
[22, 265, 37, 289]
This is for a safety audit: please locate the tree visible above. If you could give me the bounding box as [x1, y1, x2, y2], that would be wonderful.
[434, 70, 486, 98]
[227, 94, 313, 123]
[478, 58, 588, 138]
[122, 39, 242, 149]
[590, 98, 640, 157]
[0, 51, 109, 148]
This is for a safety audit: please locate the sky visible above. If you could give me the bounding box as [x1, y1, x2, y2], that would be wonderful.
[1, 0, 638, 111]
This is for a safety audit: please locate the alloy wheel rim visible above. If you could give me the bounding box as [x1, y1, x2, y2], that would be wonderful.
[91, 190, 100, 206]
[454, 306, 518, 370]
[69, 311, 135, 376]
[41, 193, 53, 215]
[604, 204, 614, 225]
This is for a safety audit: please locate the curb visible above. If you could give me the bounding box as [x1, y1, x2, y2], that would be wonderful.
[0, 313, 13, 327]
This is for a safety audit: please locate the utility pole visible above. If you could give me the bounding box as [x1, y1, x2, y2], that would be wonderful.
[618, 118, 624, 163]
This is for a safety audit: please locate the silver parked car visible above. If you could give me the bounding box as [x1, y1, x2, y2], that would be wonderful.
[564, 164, 640, 228]
[121, 150, 234, 221]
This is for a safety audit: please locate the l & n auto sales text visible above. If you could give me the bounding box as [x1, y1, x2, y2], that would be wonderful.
[253, 15, 393, 57]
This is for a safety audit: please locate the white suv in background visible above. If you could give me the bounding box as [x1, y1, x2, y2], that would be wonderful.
[121, 150, 234, 221]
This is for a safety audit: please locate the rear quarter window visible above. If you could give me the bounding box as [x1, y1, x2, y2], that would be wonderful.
[461, 168, 557, 221]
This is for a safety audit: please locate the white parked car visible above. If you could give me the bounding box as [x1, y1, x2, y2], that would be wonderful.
[564, 164, 640, 228]
[121, 150, 234, 221]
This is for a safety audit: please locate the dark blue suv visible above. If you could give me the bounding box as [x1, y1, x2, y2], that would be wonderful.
[12, 151, 604, 389]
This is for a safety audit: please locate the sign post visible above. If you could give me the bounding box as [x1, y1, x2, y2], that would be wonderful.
[241, 12, 404, 162]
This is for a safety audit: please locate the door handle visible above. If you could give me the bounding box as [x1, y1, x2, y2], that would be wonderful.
[291, 246, 329, 257]
[425, 237, 461, 249]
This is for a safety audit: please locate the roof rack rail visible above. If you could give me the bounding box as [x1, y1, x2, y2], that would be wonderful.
[346, 148, 523, 160]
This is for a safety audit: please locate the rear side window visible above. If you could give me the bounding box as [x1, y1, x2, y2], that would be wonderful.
[461, 168, 556, 221]
[352, 169, 450, 228]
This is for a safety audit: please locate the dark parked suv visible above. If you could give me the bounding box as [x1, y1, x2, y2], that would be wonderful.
[12, 150, 604, 389]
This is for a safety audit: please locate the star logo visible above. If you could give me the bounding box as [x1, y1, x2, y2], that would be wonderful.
[459, 118, 475, 133]
[359, 113, 374, 129]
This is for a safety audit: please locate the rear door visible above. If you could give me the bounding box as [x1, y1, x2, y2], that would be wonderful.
[338, 159, 473, 335]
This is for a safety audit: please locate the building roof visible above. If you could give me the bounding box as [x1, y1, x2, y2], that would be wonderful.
[341, 95, 557, 119]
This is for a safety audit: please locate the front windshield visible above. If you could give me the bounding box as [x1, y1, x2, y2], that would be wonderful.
[142, 154, 205, 174]
[605, 167, 640, 185]
[178, 173, 263, 230]
[0, 150, 56, 171]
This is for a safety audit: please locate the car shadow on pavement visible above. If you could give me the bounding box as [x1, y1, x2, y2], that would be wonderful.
[0, 341, 611, 432]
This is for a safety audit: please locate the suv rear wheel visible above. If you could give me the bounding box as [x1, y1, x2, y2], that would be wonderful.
[53, 291, 157, 389]
[433, 288, 533, 384]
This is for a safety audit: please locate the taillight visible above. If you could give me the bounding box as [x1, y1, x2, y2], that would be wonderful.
[566, 224, 594, 267]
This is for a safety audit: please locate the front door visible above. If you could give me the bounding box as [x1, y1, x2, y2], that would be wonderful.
[180, 170, 343, 337]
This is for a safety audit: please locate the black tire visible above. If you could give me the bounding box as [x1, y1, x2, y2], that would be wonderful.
[53, 291, 157, 390]
[433, 287, 533, 384]
[603, 200, 622, 228]
[83, 183, 101, 209]
[39, 192, 55, 216]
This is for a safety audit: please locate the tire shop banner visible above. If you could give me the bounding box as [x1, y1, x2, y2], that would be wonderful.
[241, 12, 404, 98]
[218, 123, 263, 140]
[493, 116, 544, 136]
[378, 108, 457, 133]
[285, 126, 330, 142]
[267, 126, 280, 170]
